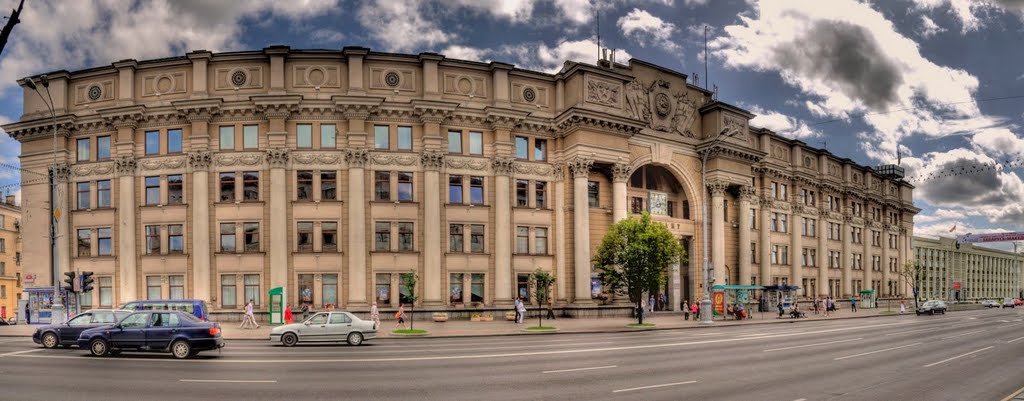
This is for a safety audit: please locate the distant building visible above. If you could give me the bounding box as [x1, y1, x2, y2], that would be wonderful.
[913, 236, 1022, 301]
[0, 196, 22, 320]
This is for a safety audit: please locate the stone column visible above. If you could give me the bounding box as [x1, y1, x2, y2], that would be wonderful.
[554, 167, 567, 303]
[759, 199, 771, 286]
[188, 151, 212, 302]
[863, 223, 872, 295]
[791, 207, 803, 297]
[421, 151, 445, 305]
[568, 158, 594, 304]
[267, 149, 289, 305]
[817, 205, 829, 297]
[493, 158, 514, 304]
[882, 227, 891, 297]
[841, 214, 853, 297]
[737, 186, 754, 286]
[709, 181, 727, 286]
[115, 156, 137, 303]
[611, 163, 630, 222]
[52, 162, 72, 283]
[345, 149, 369, 305]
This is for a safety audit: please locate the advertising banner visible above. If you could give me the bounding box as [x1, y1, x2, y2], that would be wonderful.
[713, 291, 725, 315]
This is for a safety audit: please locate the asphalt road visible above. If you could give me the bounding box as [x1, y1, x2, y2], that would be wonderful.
[2, 308, 1023, 401]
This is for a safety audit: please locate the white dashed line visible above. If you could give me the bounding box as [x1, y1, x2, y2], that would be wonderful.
[763, 338, 862, 353]
[923, 346, 994, 368]
[543, 365, 616, 374]
[613, 380, 697, 393]
[834, 343, 922, 360]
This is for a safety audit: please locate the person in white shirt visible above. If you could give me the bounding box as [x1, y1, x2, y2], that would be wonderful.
[240, 299, 259, 329]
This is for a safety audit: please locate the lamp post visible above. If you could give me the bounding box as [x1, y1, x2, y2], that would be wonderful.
[25, 75, 65, 324]
[698, 127, 739, 325]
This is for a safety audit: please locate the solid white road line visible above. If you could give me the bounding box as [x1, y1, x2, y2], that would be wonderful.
[943, 330, 986, 340]
[884, 327, 940, 336]
[612, 380, 697, 393]
[179, 379, 277, 383]
[763, 338, 862, 353]
[0, 349, 44, 357]
[923, 346, 994, 368]
[542, 365, 616, 374]
[228, 341, 617, 355]
[1006, 336, 1024, 344]
[833, 343, 922, 360]
[999, 383, 1024, 401]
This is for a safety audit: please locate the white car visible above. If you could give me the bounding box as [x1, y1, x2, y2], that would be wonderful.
[270, 311, 377, 346]
[980, 300, 1000, 308]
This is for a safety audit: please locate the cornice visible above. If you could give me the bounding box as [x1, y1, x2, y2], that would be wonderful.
[334, 95, 386, 120]
[4, 115, 77, 142]
[412, 99, 459, 124]
[173, 98, 223, 121]
[554, 107, 644, 138]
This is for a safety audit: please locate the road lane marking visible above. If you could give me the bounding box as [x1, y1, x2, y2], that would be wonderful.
[1000, 383, 1024, 401]
[763, 337, 862, 352]
[943, 330, 986, 340]
[884, 327, 939, 336]
[543, 365, 616, 374]
[228, 341, 617, 355]
[1006, 336, 1024, 344]
[834, 343, 922, 360]
[613, 380, 697, 393]
[0, 349, 44, 357]
[179, 379, 277, 383]
[923, 346, 994, 367]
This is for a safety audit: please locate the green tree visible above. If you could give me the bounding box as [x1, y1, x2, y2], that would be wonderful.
[528, 268, 556, 328]
[897, 261, 924, 310]
[401, 269, 420, 330]
[594, 212, 685, 325]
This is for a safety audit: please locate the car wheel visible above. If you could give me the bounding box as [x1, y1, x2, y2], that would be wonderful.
[89, 338, 109, 357]
[281, 332, 298, 347]
[171, 340, 192, 359]
[347, 332, 364, 346]
[41, 332, 58, 349]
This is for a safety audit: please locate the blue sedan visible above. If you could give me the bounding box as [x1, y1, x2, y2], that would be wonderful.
[33, 309, 131, 348]
[78, 310, 225, 359]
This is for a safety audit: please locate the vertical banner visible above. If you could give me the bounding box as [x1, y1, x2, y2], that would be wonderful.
[713, 291, 725, 315]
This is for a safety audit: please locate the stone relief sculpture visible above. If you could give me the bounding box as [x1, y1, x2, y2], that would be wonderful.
[586, 79, 620, 106]
[623, 79, 699, 138]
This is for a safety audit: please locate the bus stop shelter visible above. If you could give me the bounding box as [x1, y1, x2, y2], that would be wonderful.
[710, 285, 765, 319]
[761, 285, 802, 312]
[859, 289, 876, 308]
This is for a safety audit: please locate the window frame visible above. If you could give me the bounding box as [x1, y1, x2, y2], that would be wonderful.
[447, 130, 463, 154]
[320, 124, 336, 149]
[243, 222, 260, 252]
[296, 170, 314, 201]
[219, 126, 235, 151]
[76, 182, 91, 210]
[168, 224, 184, 254]
[167, 129, 183, 154]
[144, 176, 161, 206]
[97, 135, 111, 160]
[219, 172, 236, 202]
[374, 171, 391, 201]
[397, 126, 413, 151]
[77, 138, 90, 161]
[374, 125, 390, 150]
[167, 175, 183, 205]
[320, 171, 337, 201]
[145, 131, 160, 155]
[296, 222, 314, 252]
[296, 123, 313, 149]
[468, 131, 483, 155]
[220, 223, 236, 252]
[242, 171, 259, 202]
[243, 125, 259, 150]
[97, 228, 112, 256]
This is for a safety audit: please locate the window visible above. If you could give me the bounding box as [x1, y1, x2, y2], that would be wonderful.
[470, 224, 484, 253]
[78, 285, 92, 307]
[448, 130, 462, 153]
[296, 123, 312, 148]
[77, 228, 91, 257]
[779, 214, 788, 233]
[770, 213, 778, 232]
[297, 222, 313, 251]
[751, 243, 757, 264]
[321, 171, 336, 200]
[376, 273, 391, 304]
[77, 138, 90, 161]
[97, 136, 110, 160]
[469, 131, 482, 155]
[449, 176, 463, 204]
[450, 273, 464, 304]
[145, 225, 160, 254]
[219, 126, 234, 150]
[803, 218, 816, 237]
[168, 225, 183, 254]
[238, 171, 258, 201]
[375, 172, 391, 201]
[517, 274, 530, 300]
[534, 139, 547, 161]
[322, 274, 338, 306]
[750, 209, 757, 230]
[397, 126, 412, 150]
[243, 125, 259, 149]
[515, 136, 528, 159]
[375, 222, 391, 251]
[588, 181, 599, 207]
[398, 222, 414, 251]
[780, 184, 788, 200]
[167, 129, 182, 153]
[322, 222, 337, 251]
[244, 222, 259, 252]
[245, 274, 260, 306]
[169, 275, 184, 299]
[374, 125, 389, 150]
[802, 248, 816, 267]
[535, 227, 548, 255]
[99, 277, 113, 307]
[535, 182, 547, 209]
[771, 182, 778, 199]
[97, 228, 112, 256]
[220, 223, 236, 252]
[297, 171, 313, 201]
[320, 124, 336, 149]
[470, 176, 484, 205]
[397, 172, 413, 201]
[145, 176, 160, 205]
[298, 274, 315, 305]
[167, 175, 183, 205]
[516, 226, 529, 254]
[147, 276, 162, 300]
[516, 179, 528, 207]
[449, 224, 464, 252]
[221, 275, 236, 308]
[145, 131, 160, 155]
[399, 273, 414, 304]
[77, 182, 90, 209]
[219, 173, 235, 202]
[631, 197, 644, 214]
[683, 200, 691, 219]
[667, 200, 676, 218]
[471, 273, 484, 303]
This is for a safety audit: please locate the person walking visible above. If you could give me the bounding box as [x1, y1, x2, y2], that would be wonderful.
[660, 293, 667, 311]
[546, 299, 556, 320]
[301, 303, 310, 321]
[822, 297, 829, 317]
[683, 300, 690, 321]
[812, 297, 819, 315]
[394, 304, 408, 330]
[284, 303, 294, 324]
[24, 303, 29, 325]
[513, 298, 521, 324]
[370, 302, 380, 328]
[240, 299, 258, 329]
[692, 300, 700, 320]
[777, 301, 784, 319]
[899, 300, 907, 314]
[649, 294, 656, 313]
[516, 298, 527, 324]
[850, 296, 857, 312]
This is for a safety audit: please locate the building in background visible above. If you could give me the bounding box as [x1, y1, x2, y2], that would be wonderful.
[0, 195, 22, 320]
[3, 46, 917, 319]
[913, 236, 1022, 302]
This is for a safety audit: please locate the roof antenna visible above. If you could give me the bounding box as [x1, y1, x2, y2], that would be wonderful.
[596, 7, 601, 65]
[896, 143, 903, 166]
[704, 25, 709, 90]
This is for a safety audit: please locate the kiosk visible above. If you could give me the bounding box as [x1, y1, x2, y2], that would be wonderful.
[859, 289, 876, 309]
[269, 287, 284, 325]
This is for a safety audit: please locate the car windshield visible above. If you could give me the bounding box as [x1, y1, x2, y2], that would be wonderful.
[179, 313, 201, 323]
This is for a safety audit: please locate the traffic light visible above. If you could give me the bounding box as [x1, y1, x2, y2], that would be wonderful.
[81, 271, 94, 293]
[63, 271, 77, 293]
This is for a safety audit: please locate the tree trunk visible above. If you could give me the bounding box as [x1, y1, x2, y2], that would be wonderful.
[637, 301, 643, 325]
[410, 304, 414, 330]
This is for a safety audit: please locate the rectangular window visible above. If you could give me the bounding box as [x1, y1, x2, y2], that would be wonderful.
[221, 275, 237, 308]
[145, 131, 160, 155]
[240, 171, 258, 201]
[243, 125, 259, 149]
[219, 126, 234, 150]
[77, 138, 90, 161]
[321, 171, 336, 200]
[398, 222, 414, 251]
[534, 139, 547, 161]
[167, 175, 183, 205]
[771, 182, 778, 199]
[517, 274, 530, 301]
[588, 181, 599, 207]
[297, 222, 313, 252]
[470, 176, 484, 205]
[77, 228, 91, 257]
[320, 124, 336, 149]
[220, 223, 236, 252]
[99, 277, 113, 307]
[781, 246, 789, 265]
[167, 129, 182, 153]
[400, 273, 414, 305]
[375, 273, 391, 304]
[683, 200, 691, 219]
[471, 273, 484, 303]
[667, 200, 676, 218]
[169, 275, 184, 299]
[535, 181, 547, 209]
[470, 224, 484, 253]
[147, 276, 161, 300]
[77, 182, 90, 209]
[322, 274, 338, 306]
[780, 184, 788, 201]
[516, 179, 528, 207]
[374, 125, 390, 150]
[375, 171, 391, 201]
[244, 222, 259, 252]
[535, 227, 548, 255]
[245, 274, 260, 306]
[97, 136, 111, 160]
[449, 224, 464, 252]
[375, 222, 391, 251]
[516, 226, 529, 254]
[145, 176, 160, 205]
[469, 131, 482, 155]
[219, 173, 235, 202]
[297, 171, 313, 201]
[515, 136, 528, 159]
[322, 222, 337, 251]
[449, 175, 463, 204]
[631, 197, 644, 214]
[296, 123, 312, 148]
[450, 273, 464, 304]
[397, 172, 413, 201]
[168, 224, 183, 254]
[97, 228, 112, 256]
[397, 126, 412, 150]
[448, 130, 462, 153]
[779, 214, 788, 233]
[750, 209, 757, 230]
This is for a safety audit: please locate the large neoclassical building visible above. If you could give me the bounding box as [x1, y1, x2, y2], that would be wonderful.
[5, 46, 917, 317]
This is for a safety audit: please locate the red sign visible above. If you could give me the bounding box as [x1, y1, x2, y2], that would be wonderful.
[23, 274, 34, 283]
[953, 281, 961, 290]
[712, 291, 725, 315]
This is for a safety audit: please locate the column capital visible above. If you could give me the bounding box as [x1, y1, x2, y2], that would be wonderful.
[611, 163, 631, 183]
[421, 150, 446, 170]
[50, 162, 72, 183]
[706, 180, 729, 196]
[492, 157, 515, 176]
[266, 148, 290, 168]
[738, 185, 757, 201]
[188, 151, 213, 171]
[114, 156, 137, 176]
[567, 157, 593, 179]
[345, 148, 369, 168]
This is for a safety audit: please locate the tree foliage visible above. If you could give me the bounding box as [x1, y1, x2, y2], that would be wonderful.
[529, 268, 556, 327]
[593, 212, 685, 324]
[401, 269, 420, 330]
[897, 261, 924, 310]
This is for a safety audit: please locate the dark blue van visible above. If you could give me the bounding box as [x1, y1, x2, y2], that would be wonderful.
[119, 300, 210, 321]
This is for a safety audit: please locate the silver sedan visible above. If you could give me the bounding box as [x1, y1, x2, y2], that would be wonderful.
[270, 311, 377, 346]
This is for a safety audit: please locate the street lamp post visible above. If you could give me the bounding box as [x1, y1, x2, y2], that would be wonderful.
[698, 128, 738, 325]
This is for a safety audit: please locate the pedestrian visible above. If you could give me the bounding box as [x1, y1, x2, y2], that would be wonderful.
[640, 298, 647, 321]
[24, 303, 29, 325]
[850, 296, 857, 312]
[370, 302, 380, 328]
[394, 304, 408, 330]
[692, 301, 700, 320]
[284, 303, 294, 324]
[738, 303, 745, 320]
[899, 300, 906, 314]
[516, 298, 527, 324]
[302, 303, 310, 321]
[513, 298, 521, 324]
[649, 295, 656, 313]
[546, 299, 556, 320]
[777, 301, 784, 319]
[660, 293, 667, 311]
[683, 300, 690, 321]
[812, 297, 819, 315]
[822, 298, 829, 317]
[240, 299, 258, 329]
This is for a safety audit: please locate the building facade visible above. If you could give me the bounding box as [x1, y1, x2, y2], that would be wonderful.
[4, 46, 917, 317]
[0, 197, 22, 320]
[913, 236, 1022, 302]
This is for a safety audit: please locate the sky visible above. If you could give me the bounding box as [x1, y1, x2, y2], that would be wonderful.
[0, 0, 1022, 250]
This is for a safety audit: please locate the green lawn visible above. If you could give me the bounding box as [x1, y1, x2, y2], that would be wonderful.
[526, 326, 557, 331]
[627, 323, 656, 327]
[392, 329, 428, 334]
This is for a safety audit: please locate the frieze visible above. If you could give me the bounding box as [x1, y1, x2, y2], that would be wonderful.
[585, 77, 621, 107]
[216, 152, 264, 167]
[368, 152, 419, 167]
[556, 114, 642, 137]
[72, 162, 114, 178]
[446, 156, 491, 172]
[723, 114, 748, 142]
[851, 217, 865, 226]
[623, 78, 699, 138]
[773, 201, 791, 211]
[513, 161, 555, 178]
[138, 155, 186, 171]
[293, 151, 343, 166]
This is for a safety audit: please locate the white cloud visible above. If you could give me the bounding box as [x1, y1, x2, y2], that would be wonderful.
[747, 106, 820, 139]
[310, 29, 345, 44]
[971, 129, 1024, 158]
[356, 0, 452, 53]
[682, 0, 709, 6]
[441, 45, 491, 62]
[909, 0, 1018, 33]
[504, 38, 633, 73]
[919, 15, 946, 37]
[618, 8, 681, 53]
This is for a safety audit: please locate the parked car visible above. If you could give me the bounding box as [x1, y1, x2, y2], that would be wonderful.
[1015, 299, 1023, 306]
[78, 310, 224, 359]
[980, 300, 1000, 308]
[916, 300, 948, 315]
[119, 299, 210, 321]
[270, 311, 377, 347]
[1002, 298, 1016, 308]
[33, 309, 132, 348]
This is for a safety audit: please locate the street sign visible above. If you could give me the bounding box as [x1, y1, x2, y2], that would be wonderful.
[24, 274, 34, 284]
[53, 208, 61, 220]
[953, 280, 962, 290]
[956, 232, 1024, 244]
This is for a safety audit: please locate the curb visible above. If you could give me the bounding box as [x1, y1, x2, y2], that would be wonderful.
[521, 328, 560, 333]
[388, 331, 430, 337]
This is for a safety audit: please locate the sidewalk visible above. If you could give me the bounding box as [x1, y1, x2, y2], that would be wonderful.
[0, 307, 916, 340]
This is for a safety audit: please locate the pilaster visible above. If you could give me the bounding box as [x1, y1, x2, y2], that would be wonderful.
[708, 180, 728, 286]
[346, 148, 369, 306]
[267, 148, 290, 307]
[737, 185, 755, 286]
[188, 151, 212, 302]
[569, 157, 594, 304]
[421, 150, 445, 305]
[493, 157, 515, 304]
[115, 155, 137, 303]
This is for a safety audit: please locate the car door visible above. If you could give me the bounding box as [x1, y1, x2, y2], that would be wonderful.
[145, 312, 179, 350]
[299, 313, 329, 342]
[327, 312, 354, 341]
[109, 313, 149, 349]
[61, 313, 94, 343]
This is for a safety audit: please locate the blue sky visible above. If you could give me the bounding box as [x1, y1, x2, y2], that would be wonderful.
[0, 0, 1022, 248]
